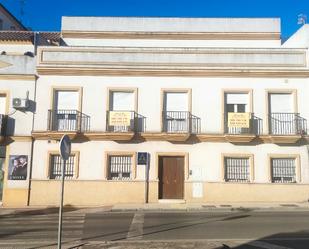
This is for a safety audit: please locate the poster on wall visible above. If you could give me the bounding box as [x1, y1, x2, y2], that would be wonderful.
[8, 155, 28, 180]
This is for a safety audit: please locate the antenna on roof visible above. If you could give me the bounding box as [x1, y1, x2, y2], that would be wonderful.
[19, 0, 25, 23]
[297, 14, 307, 25]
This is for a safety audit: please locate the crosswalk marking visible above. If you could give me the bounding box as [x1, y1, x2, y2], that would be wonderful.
[126, 212, 144, 240]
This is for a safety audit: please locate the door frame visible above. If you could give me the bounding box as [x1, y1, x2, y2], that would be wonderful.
[156, 152, 189, 200]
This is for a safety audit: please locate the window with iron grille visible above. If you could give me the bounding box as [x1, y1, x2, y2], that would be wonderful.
[49, 154, 76, 179]
[108, 155, 132, 180]
[271, 158, 296, 183]
[224, 157, 250, 182]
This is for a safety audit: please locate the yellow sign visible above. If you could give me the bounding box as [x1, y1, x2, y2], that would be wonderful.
[109, 111, 131, 126]
[228, 112, 250, 128]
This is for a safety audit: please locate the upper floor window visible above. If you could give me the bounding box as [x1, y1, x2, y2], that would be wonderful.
[163, 91, 190, 133]
[268, 92, 301, 135]
[109, 91, 135, 111]
[107, 90, 136, 132]
[50, 89, 81, 131]
[0, 19, 3, 30]
[224, 92, 251, 134]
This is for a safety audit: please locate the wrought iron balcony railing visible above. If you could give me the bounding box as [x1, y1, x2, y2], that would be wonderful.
[47, 109, 90, 132]
[0, 114, 7, 136]
[106, 110, 146, 133]
[224, 113, 263, 135]
[269, 113, 307, 135]
[162, 111, 201, 134]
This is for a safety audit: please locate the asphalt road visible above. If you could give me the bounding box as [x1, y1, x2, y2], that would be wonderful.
[0, 209, 309, 248]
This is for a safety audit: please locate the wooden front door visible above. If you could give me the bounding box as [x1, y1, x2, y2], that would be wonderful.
[159, 156, 184, 199]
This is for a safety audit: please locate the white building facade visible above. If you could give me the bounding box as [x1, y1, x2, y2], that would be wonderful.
[2, 17, 309, 206]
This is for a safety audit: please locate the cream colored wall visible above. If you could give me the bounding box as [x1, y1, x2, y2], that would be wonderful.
[186, 182, 309, 203]
[28, 180, 309, 206]
[33, 76, 309, 135]
[0, 79, 35, 136]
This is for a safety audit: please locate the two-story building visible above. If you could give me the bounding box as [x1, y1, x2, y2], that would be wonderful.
[2, 17, 309, 206]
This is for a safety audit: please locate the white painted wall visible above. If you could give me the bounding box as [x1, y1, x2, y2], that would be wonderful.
[34, 76, 309, 135]
[0, 44, 34, 54]
[0, 79, 35, 136]
[31, 140, 309, 184]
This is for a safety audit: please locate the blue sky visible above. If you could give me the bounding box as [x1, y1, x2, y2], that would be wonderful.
[1, 0, 308, 39]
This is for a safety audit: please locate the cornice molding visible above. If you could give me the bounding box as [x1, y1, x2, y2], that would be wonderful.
[61, 31, 281, 40]
[36, 67, 309, 78]
[31, 131, 308, 145]
[0, 74, 36, 80]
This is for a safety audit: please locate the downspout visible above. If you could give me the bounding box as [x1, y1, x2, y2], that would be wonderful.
[27, 32, 39, 206]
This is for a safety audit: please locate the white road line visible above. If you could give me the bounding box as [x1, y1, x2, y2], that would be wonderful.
[126, 212, 144, 240]
[249, 241, 293, 249]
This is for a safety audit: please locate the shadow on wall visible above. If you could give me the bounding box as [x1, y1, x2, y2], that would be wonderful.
[3, 100, 36, 137]
[5, 117, 15, 136]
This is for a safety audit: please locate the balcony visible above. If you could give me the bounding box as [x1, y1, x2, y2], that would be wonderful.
[162, 111, 201, 134]
[47, 109, 90, 135]
[158, 111, 200, 142]
[268, 113, 307, 143]
[0, 114, 7, 141]
[269, 113, 307, 135]
[223, 113, 263, 143]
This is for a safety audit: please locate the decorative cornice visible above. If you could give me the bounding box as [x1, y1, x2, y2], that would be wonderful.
[36, 67, 309, 78]
[31, 131, 308, 145]
[259, 135, 302, 144]
[61, 31, 281, 40]
[0, 74, 36, 80]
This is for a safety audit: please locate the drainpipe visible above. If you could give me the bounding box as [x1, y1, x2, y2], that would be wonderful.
[27, 32, 39, 206]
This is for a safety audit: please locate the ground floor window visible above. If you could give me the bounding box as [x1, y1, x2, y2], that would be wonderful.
[224, 157, 250, 182]
[108, 155, 133, 180]
[271, 158, 296, 183]
[49, 154, 77, 179]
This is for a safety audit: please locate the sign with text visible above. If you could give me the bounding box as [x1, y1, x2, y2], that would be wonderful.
[109, 111, 131, 126]
[228, 112, 250, 128]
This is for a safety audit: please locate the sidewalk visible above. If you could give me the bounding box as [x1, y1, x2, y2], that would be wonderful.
[1, 201, 309, 216]
[110, 201, 309, 212]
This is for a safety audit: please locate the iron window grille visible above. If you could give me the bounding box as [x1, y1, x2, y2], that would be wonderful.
[224, 157, 250, 182]
[108, 155, 132, 180]
[271, 158, 296, 183]
[49, 154, 75, 180]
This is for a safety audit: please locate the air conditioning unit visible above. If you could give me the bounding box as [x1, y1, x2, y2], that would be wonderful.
[12, 98, 29, 109]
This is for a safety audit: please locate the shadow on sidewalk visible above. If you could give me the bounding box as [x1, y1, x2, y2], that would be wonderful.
[0, 204, 79, 218]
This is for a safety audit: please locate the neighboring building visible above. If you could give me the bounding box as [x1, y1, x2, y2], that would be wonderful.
[2, 16, 309, 206]
[0, 31, 60, 205]
[0, 3, 27, 31]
